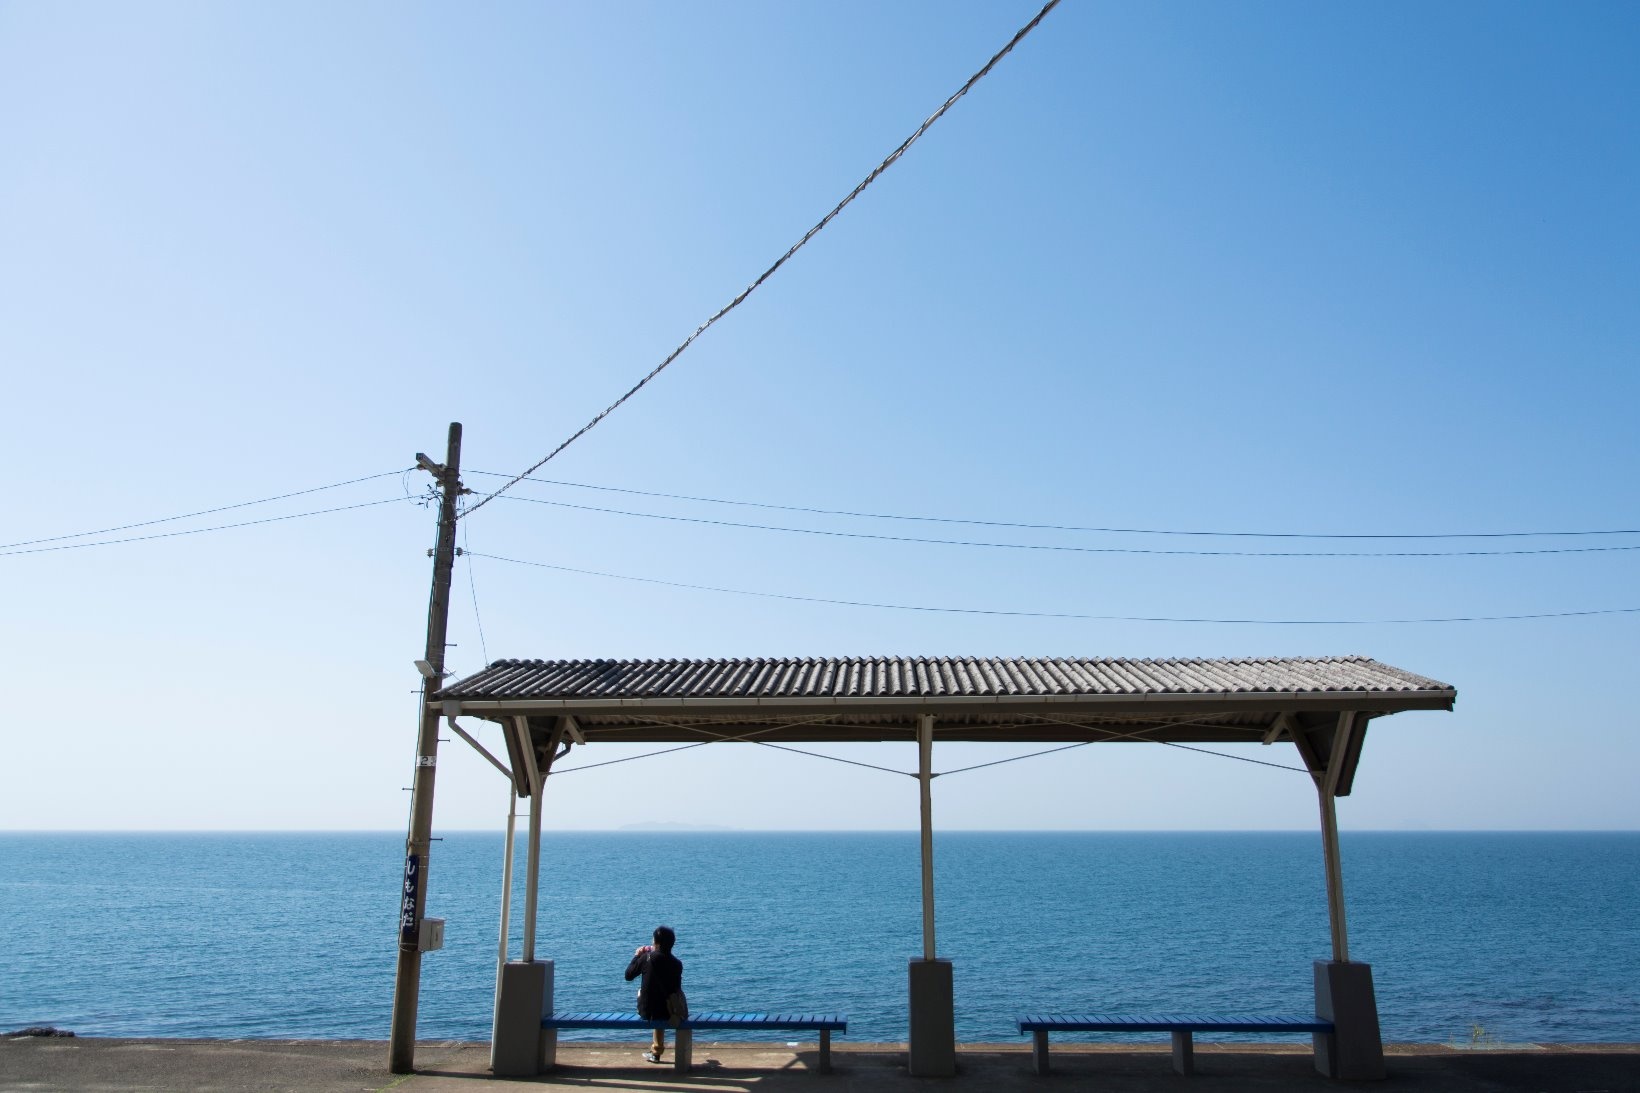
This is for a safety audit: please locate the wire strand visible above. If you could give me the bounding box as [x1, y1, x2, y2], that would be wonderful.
[1, 469, 412, 551]
[1157, 740, 1309, 773]
[668, 715, 915, 777]
[1003, 708, 1311, 773]
[549, 710, 1305, 781]
[463, 522, 491, 668]
[464, 550, 1640, 625]
[463, 0, 1063, 517]
[0, 498, 409, 557]
[495, 494, 1640, 559]
[937, 732, 1308, 776]
[546, 740, 716, 775]
[547, 716, 841, 775]
[469, 471, 1640, 541]
[749, 739, 914, 778]
[933, 712, 1255, 776]
[935, 739, 1096, 777]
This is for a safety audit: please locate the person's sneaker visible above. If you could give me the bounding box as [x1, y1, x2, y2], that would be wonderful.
[643, 1052, 662, 1064]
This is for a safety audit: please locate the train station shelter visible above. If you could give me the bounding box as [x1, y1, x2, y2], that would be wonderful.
[427, 654, 1456, 1079]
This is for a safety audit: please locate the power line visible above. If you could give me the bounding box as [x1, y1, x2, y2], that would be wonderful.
[463, 0, 1064, 518]
[464, 549, 1640, 625]
[0, 497, 409, 556]
[467, 470, 1640, 542]
[494, 494, 1640, 559]
[2, 469, 412, 551]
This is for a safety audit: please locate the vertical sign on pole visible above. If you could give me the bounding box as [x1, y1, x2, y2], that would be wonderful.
[400, 854, 422, 944]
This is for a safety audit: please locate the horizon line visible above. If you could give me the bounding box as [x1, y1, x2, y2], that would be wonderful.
[2, 827, 1636, 835]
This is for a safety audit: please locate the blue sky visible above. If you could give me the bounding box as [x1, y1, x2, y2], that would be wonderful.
[2, 1, 1636, 833]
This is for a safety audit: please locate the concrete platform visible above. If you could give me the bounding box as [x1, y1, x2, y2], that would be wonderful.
[2, 1037, 1637, 1092]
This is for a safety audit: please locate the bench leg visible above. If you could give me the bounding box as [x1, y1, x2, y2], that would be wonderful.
[674, 1028, 692, 1073]
[817, 1029, 831, 1074]
[1171, 1030, 1194, 1076]
[1032, 1030, 1050, 1076]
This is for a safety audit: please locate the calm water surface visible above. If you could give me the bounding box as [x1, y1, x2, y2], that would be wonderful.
[2, 831, 1635, 1043]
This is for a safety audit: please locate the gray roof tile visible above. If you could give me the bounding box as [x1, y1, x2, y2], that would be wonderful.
[439, 655, 1452, 702]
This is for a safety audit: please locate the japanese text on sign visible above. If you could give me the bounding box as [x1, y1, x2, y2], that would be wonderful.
[399, 853, 421, 942]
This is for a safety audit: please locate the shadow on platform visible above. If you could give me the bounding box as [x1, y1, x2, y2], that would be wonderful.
[2, 1037, 1637, 1092]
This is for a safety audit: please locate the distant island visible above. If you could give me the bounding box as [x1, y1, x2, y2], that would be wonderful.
[618, 821, 738, 832]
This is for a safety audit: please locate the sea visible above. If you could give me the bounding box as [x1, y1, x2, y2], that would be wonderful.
[2, 832, 1636, 1045]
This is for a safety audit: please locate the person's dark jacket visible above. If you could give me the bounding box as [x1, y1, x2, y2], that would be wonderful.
[625, 947, 683, 1020]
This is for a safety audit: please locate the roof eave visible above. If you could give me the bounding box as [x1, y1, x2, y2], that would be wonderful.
[441, 688, 1457, 718]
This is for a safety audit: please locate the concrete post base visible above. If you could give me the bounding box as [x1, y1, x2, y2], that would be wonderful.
[1314, 959, 1384, 1080]
[491, 960, 552, 1077]
[908, 958, 955, 1077]
[675, 1027, 693, 1071]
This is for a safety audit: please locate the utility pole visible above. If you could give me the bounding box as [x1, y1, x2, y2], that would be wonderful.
[388, 422, 464, 1074]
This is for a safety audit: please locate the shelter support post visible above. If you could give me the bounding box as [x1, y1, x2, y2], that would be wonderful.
[918, 714, 936, 961]
[1318, 786, 1349, 963]
[521, 720, 545, 964]
[1317, 710, 1356, 964]
[489, 788, 518, 1072]
[1308, 711, 1384, 1080]
[492, 717, 564, 1077]
[493, 960, 552, 1078]
[908, 713, 955, 1077]
[499, 788, 517, 966]
[1314, 959, 1383, 1080]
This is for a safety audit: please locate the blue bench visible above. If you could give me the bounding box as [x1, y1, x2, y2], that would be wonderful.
[542, 1010, 847, 1073]
[1017, 1013, 1335, 1075]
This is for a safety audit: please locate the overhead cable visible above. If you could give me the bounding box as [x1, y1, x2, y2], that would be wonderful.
[464, 550, 1640, 625]
[1, 498, 409, 556]
[1, 469, 411, 551]
[462, 0, 1063, 517]
[496, 494, 1640, 558]
[467, 470, 1640, 541]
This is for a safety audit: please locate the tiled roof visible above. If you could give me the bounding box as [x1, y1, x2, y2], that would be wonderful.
[439, 655, 1453, 702]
